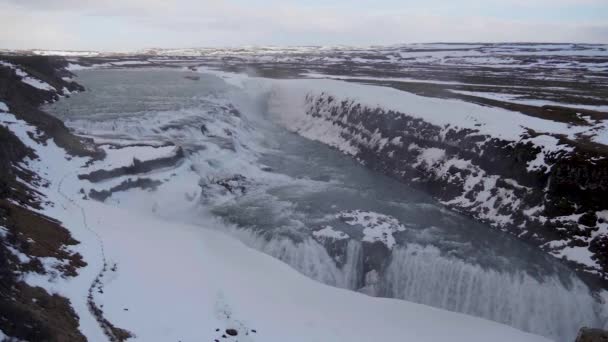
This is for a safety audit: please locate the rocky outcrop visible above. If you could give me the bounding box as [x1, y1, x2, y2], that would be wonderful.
[0, 55, 95, 157]
[79, 146, 184, 183]
[89, 178, 163, 201]
[293, 92, 608, 283]
[576, 327, 608, 342]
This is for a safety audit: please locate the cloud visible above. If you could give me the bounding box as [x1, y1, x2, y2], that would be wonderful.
[0, 0, 606, 50]
[0, 2, 78, 49]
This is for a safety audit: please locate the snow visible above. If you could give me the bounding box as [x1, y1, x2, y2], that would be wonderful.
[32, 50, 100, 57]
[0, 111, 106, 341]
[338, 210, 407, 249]
[540, 210, 608, 269]
[523, 135, 574, 173]
[0, 329, 23, 342]
[195, 66, 252, 88]
[555, 246, 595, 266]
[301, 72, 538, 88]
[597, 210, 608, 229]
[75, 203, 547, 342]
[0, 101, 550, 342]
[66, 62, 113, 71]
[67, 63, 94, 71]
[0, 101, 8, 112]
[590, 121, 608, 145]
[313, 225, 349, 240]
[451, 90, 608, 113]
[22, 77, 56, 91]
[108, 60, 151, 66]
[6, 245, 31, 263]
[414, 147, 446, 167]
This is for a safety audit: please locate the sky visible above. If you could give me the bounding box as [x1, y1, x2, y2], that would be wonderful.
[1, 0, 607, 51]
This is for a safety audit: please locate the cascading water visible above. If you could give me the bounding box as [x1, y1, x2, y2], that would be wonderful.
[47, 68, 608, 342]
[383, 246, 605, 340]
[227, 229, 606, 341]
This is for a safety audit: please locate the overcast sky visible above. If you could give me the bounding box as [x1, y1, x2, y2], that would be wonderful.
[1, 0, 607, 51]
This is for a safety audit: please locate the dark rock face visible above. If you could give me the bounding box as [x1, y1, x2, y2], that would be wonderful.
[199, 174, 251, 200]
[300, 93, 608, 282]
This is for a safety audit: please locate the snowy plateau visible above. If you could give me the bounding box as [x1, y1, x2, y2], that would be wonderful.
[1, 43, 608, 342]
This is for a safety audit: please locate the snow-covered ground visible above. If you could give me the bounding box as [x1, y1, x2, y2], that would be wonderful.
[32, 50, 101, 57]
[450, 90, 608, 113]
[0, 92, 552, 341]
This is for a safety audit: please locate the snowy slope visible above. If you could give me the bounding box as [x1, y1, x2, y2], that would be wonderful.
[0, 60, 57, 91]
[0, 88, 550, 342]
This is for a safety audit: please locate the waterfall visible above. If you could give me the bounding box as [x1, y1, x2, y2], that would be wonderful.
[383, 245, 606, 341]
[226, 228, 362, 289]
[228, 227, 607, 341]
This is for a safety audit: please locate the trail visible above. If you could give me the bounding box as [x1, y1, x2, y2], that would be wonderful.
[57, 172, 131, 341]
